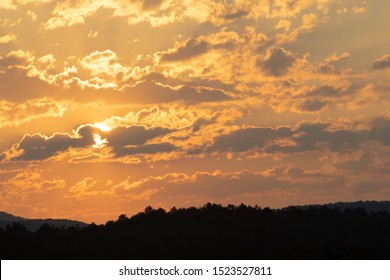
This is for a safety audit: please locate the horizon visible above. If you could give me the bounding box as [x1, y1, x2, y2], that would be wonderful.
[3, 199, 390, 224]
[1, 0, 390, 224]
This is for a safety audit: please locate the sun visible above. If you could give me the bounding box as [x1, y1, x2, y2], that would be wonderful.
[92, 133, 108, 148]
[93, 122, 111, 132]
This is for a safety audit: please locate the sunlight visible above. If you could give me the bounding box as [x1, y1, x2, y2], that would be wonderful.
[92, 133, 107, 148]
[93, 122, 111, 132]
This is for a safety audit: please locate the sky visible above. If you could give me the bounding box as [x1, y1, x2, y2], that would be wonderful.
[0, 0, 389, 223]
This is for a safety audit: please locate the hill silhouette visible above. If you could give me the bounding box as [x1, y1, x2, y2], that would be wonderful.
[0, 212, 88, 232]
[300, 201, 390, 213]
[1, 203, 390, 259]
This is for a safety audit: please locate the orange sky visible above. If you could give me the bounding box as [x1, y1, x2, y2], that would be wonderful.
[1, 0, 389, 223]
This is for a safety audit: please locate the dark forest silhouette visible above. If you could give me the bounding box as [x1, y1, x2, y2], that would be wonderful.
[1, 203, 390, 259]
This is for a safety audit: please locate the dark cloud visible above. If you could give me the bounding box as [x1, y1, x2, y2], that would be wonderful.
[105, 125, 175, 157]
[120, 80, 231, 104]
[335, 152, 375, 174]
[177, 85, 231, 104]
[192, 116, 218, 132]
[0, 68, 54, 102]
[223, 10, 249, 20]
[296, 98, 327, 112]
[159, 39, 210, 62]
[114, 142, 176, 157]
[210, 121, 372, 154]
[11, 125, 98, 161]
[373, 55, 390, 70]
[258, 47, 297, 76]
[0, 53, 29, 68]
[105, 126, 172, 146]
[210, 127, 292, 152]
[4, 125, 176, 161]
[304, 85, 346, 98]
[141, 0, 164, 10]
[288, 123, 363, 153]
[369, 115, 390, 145]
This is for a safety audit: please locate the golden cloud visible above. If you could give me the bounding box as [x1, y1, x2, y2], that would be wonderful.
[0, 33, 17, 44]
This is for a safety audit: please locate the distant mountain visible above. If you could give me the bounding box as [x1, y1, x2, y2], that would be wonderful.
[298, 201, 390, 213]
[0, 211, 88, 232]
[0, 212, 25, 222]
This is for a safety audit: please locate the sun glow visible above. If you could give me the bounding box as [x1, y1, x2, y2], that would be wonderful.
[93, 122, 111, 132]
[92, 133, 107, 148]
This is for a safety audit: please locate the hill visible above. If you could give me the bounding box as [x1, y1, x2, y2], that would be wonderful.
[0, 211, 88, 232]
[298, 200, 390, 213]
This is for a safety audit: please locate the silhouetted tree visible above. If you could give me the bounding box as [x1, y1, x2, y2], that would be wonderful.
[1, 204, 390, 259]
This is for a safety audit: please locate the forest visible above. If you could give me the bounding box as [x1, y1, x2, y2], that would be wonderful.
[1, 203, 390, 259]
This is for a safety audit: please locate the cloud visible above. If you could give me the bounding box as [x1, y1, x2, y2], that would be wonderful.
[81, 50, 127, 76]
[295, 98, 328, 112]
[0, 68, 56, 101]
[2, 124, 177, 161]
[41, 0, 171, 29]
[373, 55, 390, 70]
[303, 84, 348, 98]
[87, 30, 98, 38]
[141, 0, 164, 10]
[120, 80, 231, 104]
[210, 127, 292, 153]
[153, 28, 271, 84]
[223, 9, 249, 20]
[369, 115, 390, 146]
[0, 0, 16, 10]
[275, 13, 318, 43]
[352, 6, 366, 14]
[38, 0, 337, 30]
[0, 49, 34, 67]
[154, 29, 247, 64]
[318, 52, 351, 74]
[258, 47, 298, 76]
[26, 10, 37, 21]
[67, 177, 99, 199]
[0, 33, 17, 44]
[105, 125, 175, 156]
[275, 19, 292, 31]
[0, 98, 69, 128]
[113, 167, 346, 204]
[0, 169, 65, 199]
[8, 125, 98, 161]
[113, 142, 176, 157]
[291, 84, 350, 112]
[209, 117, 390, 154]
[157, 38, 210, 62]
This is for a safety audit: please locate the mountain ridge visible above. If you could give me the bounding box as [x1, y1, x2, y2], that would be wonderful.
[0, 211, 88, 232]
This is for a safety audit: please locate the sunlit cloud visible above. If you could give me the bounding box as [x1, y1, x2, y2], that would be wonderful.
[0, 0, 389, 222]
[0, 33, 18, 44]
[93, 122, 111, 132]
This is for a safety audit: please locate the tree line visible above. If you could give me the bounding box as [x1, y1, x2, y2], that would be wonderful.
[1, 203, 390, 259]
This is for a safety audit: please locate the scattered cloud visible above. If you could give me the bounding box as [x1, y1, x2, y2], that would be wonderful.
[0, 98, 69, 128]
[258, 47, 298, 76]
[373, 55, 390, 70]
[0, 33, 17, 44]
[0, 0, 389, 222]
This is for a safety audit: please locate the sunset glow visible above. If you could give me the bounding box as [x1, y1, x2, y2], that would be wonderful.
[0, 0, 389, 223]
[93, 123, 112, 132]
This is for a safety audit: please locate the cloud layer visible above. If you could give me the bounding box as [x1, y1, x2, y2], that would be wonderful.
[1, 0, 389, 223]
